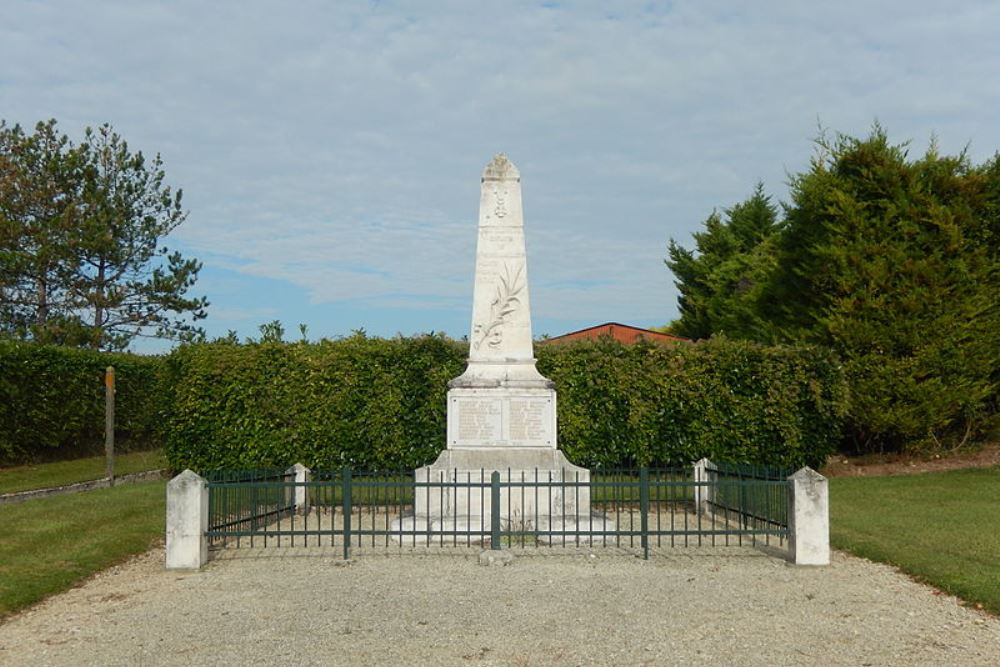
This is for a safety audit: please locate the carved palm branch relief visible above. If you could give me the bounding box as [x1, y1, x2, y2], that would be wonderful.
[473, 263, 524, 351]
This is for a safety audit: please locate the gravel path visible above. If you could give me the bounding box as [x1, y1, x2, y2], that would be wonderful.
[1, 547, 998, 666]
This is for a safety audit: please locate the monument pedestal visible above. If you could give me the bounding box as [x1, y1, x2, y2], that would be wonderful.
[394, 446, 611, 545]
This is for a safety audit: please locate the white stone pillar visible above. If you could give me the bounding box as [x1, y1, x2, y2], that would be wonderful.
[166, 470, 208, 570]
[787, 467, 830, 566]
[286, 463, 311, 513]
[692, 458, 711, 515]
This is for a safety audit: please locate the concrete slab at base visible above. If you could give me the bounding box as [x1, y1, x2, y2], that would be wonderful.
[414, 448, 592, 519]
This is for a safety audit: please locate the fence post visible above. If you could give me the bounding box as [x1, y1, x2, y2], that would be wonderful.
[693, 458, 711, 515]
[342, 467, 352, 560]
[787, 467, 830, 565]
[104, 366, 115, 486]
[166, 470, 208, 570]
[490, 471, 501, 551]
[639, 466, 649, 560]
[285, 463, 310, 513]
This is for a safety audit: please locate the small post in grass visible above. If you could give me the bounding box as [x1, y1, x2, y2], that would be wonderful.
[104, 366, 115, 486]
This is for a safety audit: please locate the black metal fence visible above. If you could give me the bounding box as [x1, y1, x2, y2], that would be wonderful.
[205, 468, 295, 540]
[205, 465, 792, 560]
[703, 461, 791, 533]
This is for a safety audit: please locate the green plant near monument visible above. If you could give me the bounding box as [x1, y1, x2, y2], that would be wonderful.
[0, 331, 847, 471]
[667, 126, 1000, 454]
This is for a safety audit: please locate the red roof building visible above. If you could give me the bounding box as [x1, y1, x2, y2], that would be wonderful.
[541, 322, 689, 345]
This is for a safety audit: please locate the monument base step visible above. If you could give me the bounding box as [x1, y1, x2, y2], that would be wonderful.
[419, 447, 588, 476]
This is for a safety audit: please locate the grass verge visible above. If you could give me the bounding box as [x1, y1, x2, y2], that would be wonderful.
[0, 449, 167, 495]
[0, 480, 165, 619]
[830, 466, 1000, 615]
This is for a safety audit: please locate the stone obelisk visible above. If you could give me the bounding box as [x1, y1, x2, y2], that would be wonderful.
[394, 154, 603, 541]
[445, 153, 561, 454]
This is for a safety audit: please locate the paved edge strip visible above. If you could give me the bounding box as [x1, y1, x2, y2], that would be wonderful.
[0, 469, 170, 505]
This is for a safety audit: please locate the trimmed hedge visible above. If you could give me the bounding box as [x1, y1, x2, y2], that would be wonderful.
[0, 335, 849, 470]
[538, 336, 848, 469]
[0, 341, 166, 465]
[164, 334, 848, 471]
[162, 334, 464, 472]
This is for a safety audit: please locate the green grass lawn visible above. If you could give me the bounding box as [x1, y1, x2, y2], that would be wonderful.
[830, 466, 1000, 615]
[0, 480, 165, 618]
[0, 449, 167, 495]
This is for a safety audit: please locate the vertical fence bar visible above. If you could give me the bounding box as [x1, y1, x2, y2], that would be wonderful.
[491, 471, 501, 551]
[342, 467, 352, 560]
[639, 467, 649, 560]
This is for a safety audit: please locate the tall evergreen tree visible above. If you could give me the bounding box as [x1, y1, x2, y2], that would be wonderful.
[761, 127, 1000, 450]
[0, 120, 85, 343]
[0, 119, 207, 349]
[666, 184, 780, 340]
[69, 124, 207, 349]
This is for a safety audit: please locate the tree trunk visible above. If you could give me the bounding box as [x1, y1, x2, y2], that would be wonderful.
[35, 275, 47, 328]
[93, 261, 105, 349]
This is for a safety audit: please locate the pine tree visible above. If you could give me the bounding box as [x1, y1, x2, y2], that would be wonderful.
[69, 124, 207, 349]
[0, 120, 207, 349]
[0, 120, 85, 343]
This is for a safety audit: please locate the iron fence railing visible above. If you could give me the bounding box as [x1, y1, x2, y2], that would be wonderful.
[703, 462, 793, 530]
[206, 468, 295, 541]
[205, 465, 791, 559]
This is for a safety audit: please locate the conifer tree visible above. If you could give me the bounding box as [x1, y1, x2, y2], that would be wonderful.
[666, 183, 780, 340]
[0, 120, 84, 343]
[0, 120, 207, 349]
[761, 127, 1000, 450]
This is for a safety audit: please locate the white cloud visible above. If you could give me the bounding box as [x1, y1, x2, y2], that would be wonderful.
[4, 1, 999, 340]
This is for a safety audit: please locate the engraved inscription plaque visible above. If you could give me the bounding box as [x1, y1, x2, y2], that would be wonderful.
[508, 397, 552, 445]
[455, 398, 502, 444]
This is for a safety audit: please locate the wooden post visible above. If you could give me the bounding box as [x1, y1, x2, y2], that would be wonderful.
[105, 366, 115, 486]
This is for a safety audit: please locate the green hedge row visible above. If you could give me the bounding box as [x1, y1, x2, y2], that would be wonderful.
[163, 334, 848, 471]
[162, 335, 464, 472]
[0, 341, 166, 464]
[0, 335, 849, 470]
[538, 336, 848, 469]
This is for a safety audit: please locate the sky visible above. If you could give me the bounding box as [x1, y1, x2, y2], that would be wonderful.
[3, 1, 999, 352]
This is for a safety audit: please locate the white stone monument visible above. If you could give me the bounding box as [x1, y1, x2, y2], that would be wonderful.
[395, 154, 608, 542]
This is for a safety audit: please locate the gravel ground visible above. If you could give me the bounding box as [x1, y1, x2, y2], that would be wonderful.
[1, 547, 998, 667]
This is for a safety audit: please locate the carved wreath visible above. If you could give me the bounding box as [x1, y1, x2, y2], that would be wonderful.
[473, 263, 524, 351]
